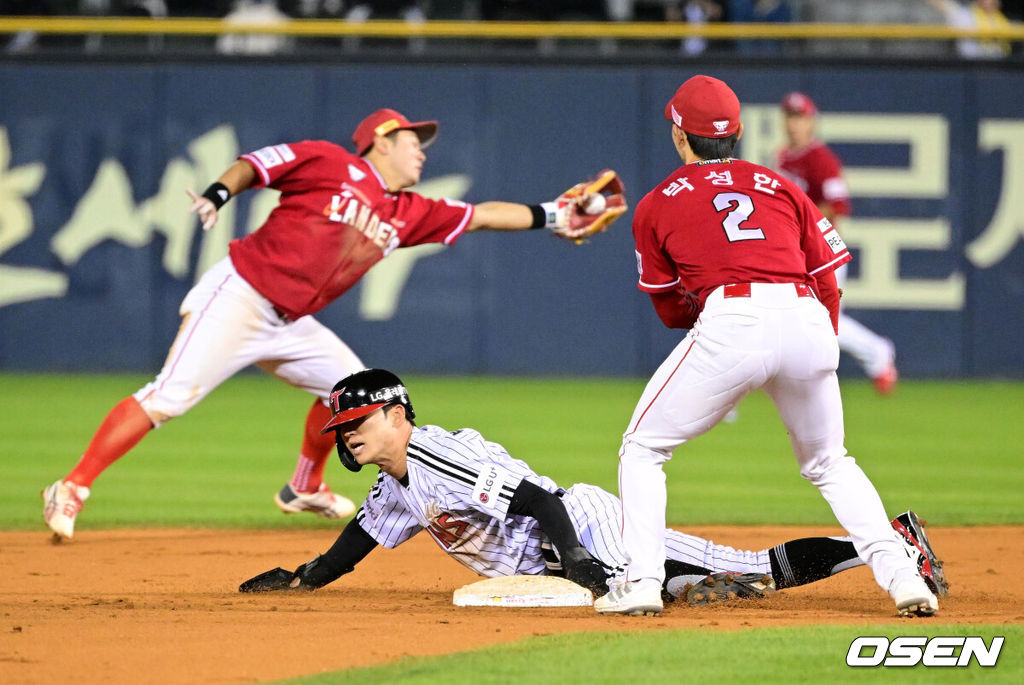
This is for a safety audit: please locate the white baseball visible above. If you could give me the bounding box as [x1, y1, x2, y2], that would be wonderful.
[584, 194, 606, 214]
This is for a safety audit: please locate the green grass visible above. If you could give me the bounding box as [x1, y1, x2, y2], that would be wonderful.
[279, 624, 1022, 684]
[2, 373, 1022, 529]
[5, 373, 1022, 681]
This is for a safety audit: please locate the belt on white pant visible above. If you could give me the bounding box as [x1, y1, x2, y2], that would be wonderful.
[722, 282, 816, 299]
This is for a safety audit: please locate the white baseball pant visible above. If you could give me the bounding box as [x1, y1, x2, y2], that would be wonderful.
[618, 282, 916, 594]
[133, 257, 363, 426]
[561, 483, 772, 590]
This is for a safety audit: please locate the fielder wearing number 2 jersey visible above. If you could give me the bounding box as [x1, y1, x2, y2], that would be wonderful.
[237, 369, 950, 606]
[596, 75, 938, 618]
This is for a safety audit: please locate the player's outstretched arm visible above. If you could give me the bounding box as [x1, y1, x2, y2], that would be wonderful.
[466, 169, 627, 243]
[239, 515, 378, 592]
[186, 160, 258, 231]
[466, 201, 537, 232]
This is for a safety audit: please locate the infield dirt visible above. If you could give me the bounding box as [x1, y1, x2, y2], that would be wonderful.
[1, 525, 1019, 683]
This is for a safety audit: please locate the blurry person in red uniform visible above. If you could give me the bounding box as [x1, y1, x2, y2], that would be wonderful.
[777, 91, 899, 395]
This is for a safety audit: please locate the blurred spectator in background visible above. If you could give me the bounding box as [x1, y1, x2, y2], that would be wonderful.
[479, 1, 607, 20]
[216, 0, 292, 54]
[334, 1, 431, 53]
[665, 0, 724, 54]
[731, 0, 792, 53]
[923, 0, 1012, 58]
[4, 0, 70, 53]
[776, 92, 899, 394]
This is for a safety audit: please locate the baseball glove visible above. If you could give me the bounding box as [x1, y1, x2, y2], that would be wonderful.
[683, 572, 776, 606]
[551, 169, 628, 244]
[238, 567, 303, 593]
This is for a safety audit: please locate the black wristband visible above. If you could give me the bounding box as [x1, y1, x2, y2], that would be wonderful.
[201, 182, 231, 210]
[528, 204, 547, 229]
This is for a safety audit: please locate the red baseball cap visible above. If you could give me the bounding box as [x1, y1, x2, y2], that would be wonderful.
[664, 75, 741, 138]
[352, 108, 438, 155]
[781, 91, 818, 116]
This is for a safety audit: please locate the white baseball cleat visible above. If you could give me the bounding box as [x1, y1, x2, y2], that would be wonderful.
[42, 479, 90, 541]
[274, 483, 356, 519]
[594, 578, 663, 615]
[889, 572, 938, 617]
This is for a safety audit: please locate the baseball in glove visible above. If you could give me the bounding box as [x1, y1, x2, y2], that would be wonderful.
[549, 169, 628, 243]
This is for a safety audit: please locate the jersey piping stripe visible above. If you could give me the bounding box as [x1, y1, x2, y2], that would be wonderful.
[622, 332, 699, 439]
[443, 205, 474, 245]
[408, 442, 518, 502]
[240, 153, 271, 186]
[147, 272, 233, 404]
[406, 444, 477, 490]
[363, 158, 388, 190]
[808, 252, 850, 276]
[638, 277, 680, 290]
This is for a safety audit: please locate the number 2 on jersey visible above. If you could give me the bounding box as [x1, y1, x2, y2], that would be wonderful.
[714, 192, 765, 242]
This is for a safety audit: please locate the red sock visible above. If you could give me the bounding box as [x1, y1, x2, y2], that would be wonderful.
[66, 397, 154, 488]
[289, 400, 335, 493]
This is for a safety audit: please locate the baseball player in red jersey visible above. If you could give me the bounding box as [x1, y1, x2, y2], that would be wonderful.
[594, 76, 937, 617]
[42, 108, 619, 541]
[777, 91, 898, 394]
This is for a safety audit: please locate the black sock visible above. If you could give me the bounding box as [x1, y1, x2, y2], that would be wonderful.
[664, 558, 713, 580]
[768, 537, 862, 589]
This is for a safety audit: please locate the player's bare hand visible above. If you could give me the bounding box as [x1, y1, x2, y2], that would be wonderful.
[186, 188, 219, 231]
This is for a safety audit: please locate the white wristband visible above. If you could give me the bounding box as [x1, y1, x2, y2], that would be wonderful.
[540, 201, 562, 229]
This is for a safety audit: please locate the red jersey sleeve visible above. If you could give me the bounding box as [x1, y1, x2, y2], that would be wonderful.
[632, 193, 681, 293]
[814, 146, 852, 217]
[795, 189, 851, 277]
[239, 140, 326, 189]
[392, 193, 475, 247]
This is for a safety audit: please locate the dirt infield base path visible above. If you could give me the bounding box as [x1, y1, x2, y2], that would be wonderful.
[1, 525, 1020, 684]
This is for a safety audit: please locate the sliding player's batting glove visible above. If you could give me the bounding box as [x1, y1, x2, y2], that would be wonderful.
[238, 567, 307, 592]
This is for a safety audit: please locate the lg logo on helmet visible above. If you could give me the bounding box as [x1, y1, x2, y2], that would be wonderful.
[846, 636, 1003, 667]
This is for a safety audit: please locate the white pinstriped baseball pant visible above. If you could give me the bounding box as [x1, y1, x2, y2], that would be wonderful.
[617, 282, 916, 594]
[561, 483, 773, 591]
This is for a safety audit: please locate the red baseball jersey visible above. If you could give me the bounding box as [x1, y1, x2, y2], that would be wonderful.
[632, 158, 851, 305]
[228, 140, 474, 319]
[776, 141, 852, 217]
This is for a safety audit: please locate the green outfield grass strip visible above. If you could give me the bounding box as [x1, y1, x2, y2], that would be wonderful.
[277, 624, 1021, 683]
[4, 374, 1022, 529]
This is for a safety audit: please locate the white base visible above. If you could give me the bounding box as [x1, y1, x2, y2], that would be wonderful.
[453, 575, 594, 607]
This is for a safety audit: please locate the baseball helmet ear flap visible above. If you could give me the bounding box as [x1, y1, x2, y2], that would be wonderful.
[334, 433, 363, 473]
[320, 368, 416, 473]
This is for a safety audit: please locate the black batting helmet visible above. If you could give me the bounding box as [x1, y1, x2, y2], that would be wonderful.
[320, 369, 415, 472]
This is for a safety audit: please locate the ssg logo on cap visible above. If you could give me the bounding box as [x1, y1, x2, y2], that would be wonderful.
[713, 120, 731, 135]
